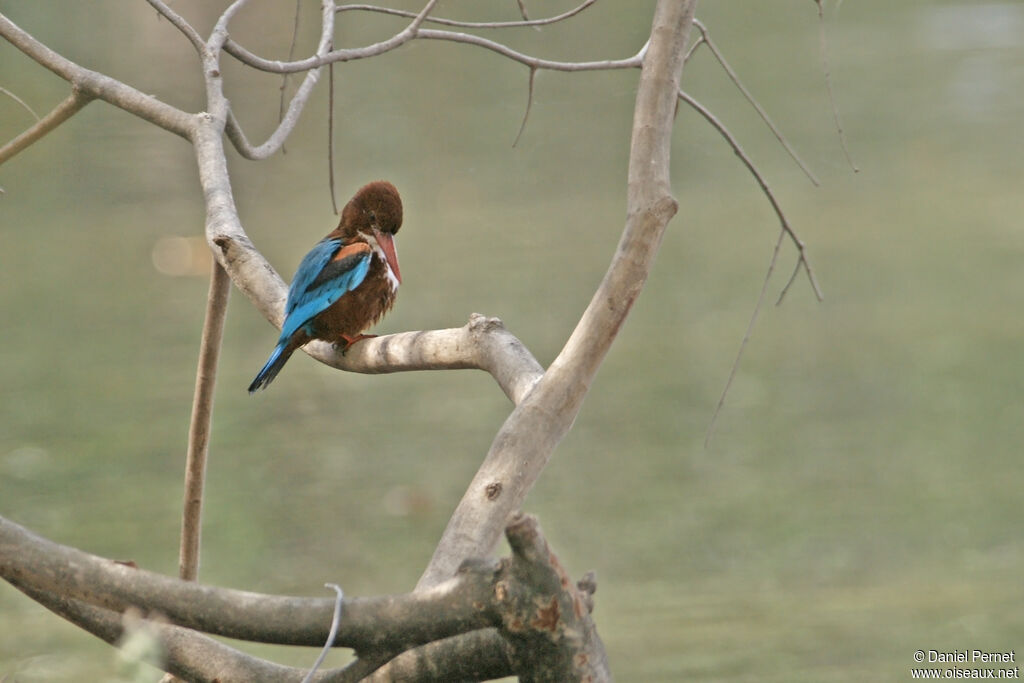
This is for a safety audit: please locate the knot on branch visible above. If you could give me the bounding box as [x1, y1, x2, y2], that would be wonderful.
[486, 512, 607, 679]
[467, 312, 506, 335]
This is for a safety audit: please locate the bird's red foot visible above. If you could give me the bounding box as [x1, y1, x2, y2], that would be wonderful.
[337, 333, 377, 354]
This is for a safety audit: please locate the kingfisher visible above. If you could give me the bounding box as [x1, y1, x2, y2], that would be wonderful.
[248, 180, 403, 393]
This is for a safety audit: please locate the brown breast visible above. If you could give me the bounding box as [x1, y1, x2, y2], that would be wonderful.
[310, 256, 397, 341]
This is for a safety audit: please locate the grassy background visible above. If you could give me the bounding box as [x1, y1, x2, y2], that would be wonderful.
[2, 1, 1023, 680]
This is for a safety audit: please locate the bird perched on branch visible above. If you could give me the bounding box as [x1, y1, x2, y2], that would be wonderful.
[248, 180, 403, 393]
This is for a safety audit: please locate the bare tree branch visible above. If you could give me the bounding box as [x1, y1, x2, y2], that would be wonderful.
[327, 51, 339, 213]
[222, 4, 639, 76]
[514, 0, 531, 22]
[0, 12, 195, 140]
[145, 0, 207, 55]
[9, 581, 335, 683]
[361, 629, 513, 681]
[416, 0, 697, 590]
[222, 0, 439, 74]
[335, 0, 596, 29]
[211, 208, 545, 402]
[1, 512, 604, 680]
[224, 0, 336, 160]
[0, 88, 92, 165]
[690, 18, 820, 186]
[512, 66, 536, 147]
[815, 0, 858, 172]
[177, 261, 231, 582]
[676, 89, 823, 300]
[280, 0, 304, 156]
[0, 84, 40, 120]
[416, 28, 643, 71]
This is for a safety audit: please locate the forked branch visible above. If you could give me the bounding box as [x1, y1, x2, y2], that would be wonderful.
[0, 512, 603, 682]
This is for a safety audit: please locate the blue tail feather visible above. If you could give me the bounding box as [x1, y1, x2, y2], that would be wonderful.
[248, 341, 294, 393]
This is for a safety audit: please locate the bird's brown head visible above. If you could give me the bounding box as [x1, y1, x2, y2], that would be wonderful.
[340, 180, 403, 237]
[339, 180, 404, 283]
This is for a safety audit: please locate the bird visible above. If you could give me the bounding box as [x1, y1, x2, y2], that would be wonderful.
[248, 180, 403, 393]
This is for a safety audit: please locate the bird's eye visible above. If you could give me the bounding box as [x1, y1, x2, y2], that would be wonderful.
[368, 211, 377, 223]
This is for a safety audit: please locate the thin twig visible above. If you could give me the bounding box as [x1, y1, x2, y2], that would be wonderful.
[677, 89, 822, 447]
[222, 0, 336, 159]
[515, 0, 530, 21]
[0, 84, 40, 120]
[178, 260, 231, 581]
[512, 66, 536, 147]
[145, 0, 206, 55]
[682, 34, 704, 66]
[705, 228, 787, 448]
[815, 0, 858, 172]
[278, 0, 302, 155]
[0, 88, 93, 165]
[336, 0, 595, 28]
[224, 1, 635, 76]
[224, 0, 438, 74]
[0, 12, 195, 139]
[327, 44, 338, 213]
[416, 29, 642, 72]
[677, 89, 823, 300]
[777, 256, 804, 305]
[302, 584, 344, 683]
[691, 19, 819, 186]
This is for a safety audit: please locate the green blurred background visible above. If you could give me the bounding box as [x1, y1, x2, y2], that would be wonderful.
[2, 1, 1022, 680]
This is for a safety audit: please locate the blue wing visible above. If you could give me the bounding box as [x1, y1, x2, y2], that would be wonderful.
[279, 238, 372, 342]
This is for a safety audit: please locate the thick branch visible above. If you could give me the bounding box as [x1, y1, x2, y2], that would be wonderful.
[416, 0, 696, 590]
[9, 582, 330, 683]
[0, 12, 194, 140]
[211, 233, 542, 402]
[0, 513, 491, 651]
[1, 513, 603, 680]
[364, 629, 514, 681]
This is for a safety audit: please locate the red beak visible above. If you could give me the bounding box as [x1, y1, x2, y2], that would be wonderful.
[375, 230, 401, 284]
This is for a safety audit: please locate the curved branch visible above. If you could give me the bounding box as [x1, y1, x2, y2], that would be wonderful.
[0, 12, 194, 140]
[676, 89, 823, 300]
[145, 0, 207, 56]
[689, 18, 819, 186]
[211, 231, 542, 403]
[1, 513, 605, 680]
[0, 84, 40, 120]
[222, 0, 439, 74]
[335, 0, 596, 29]
[416, 0, 696, 590]
[224, 0, 336, 160]
[196, 11, 544, 406]
[415, 28, 642, 71]
[222, 0, 638, 76]
[9, 582, 331, 683]
[0, 514, 492, 651]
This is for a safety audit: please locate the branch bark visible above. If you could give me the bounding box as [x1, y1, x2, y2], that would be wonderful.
[1, 512, 602, 681]
[0, 12, 195, 139]
[0, 88, 92, 165]
[416, 0, 697, 590]
[177, 260, 231, 582]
